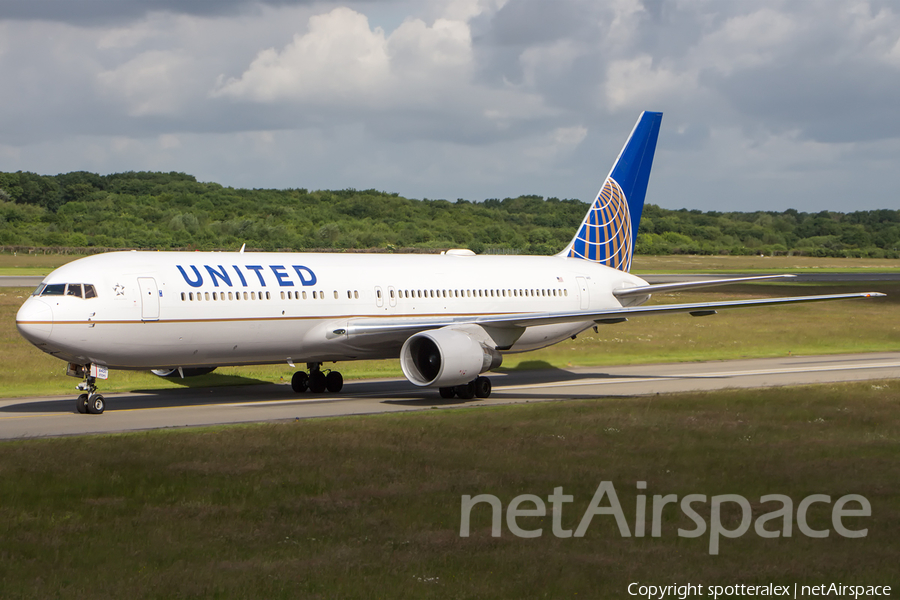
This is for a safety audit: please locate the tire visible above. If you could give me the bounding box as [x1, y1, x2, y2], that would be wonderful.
[309, 371, 327, 393]
[438, 387, 456, 399]
[325, 371, 343, 393]
[455, 381, 475, 400]
[474, 376, 492, 399]
[87, 394, 105, 415]
[291, 371, 309, 393]
[76, 393, 89, 414]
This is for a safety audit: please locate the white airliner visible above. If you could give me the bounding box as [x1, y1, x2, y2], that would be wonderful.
[16, 112, 884, 414]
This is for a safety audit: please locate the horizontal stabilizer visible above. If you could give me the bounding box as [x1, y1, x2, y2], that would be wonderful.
[612, 274, 796, 298]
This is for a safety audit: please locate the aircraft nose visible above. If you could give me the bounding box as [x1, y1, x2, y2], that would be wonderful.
[16, 298, 53, 345]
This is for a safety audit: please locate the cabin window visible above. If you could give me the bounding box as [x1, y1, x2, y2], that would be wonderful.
[312, 291, 317, 299]
[354, 291, 359, 299]
[242, 292, 247, 300]
[181, 292, 185, 301]
[189, 292, 194, 301]
[564, 289, 568, 296]
[204, 292, 209, 301]
[334, 291, 338, 299]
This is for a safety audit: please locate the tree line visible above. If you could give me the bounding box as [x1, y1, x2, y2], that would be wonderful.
[0, 170, 897, 258]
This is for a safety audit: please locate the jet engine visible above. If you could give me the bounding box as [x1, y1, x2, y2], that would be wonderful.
[151, 367, 218, 378]
[400, 327, 502, 387]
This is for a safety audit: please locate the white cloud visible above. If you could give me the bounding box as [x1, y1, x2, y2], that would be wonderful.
[213, 7, 479, 110]
[605, 55, 695, 111]
[695, 8, 798, 75]
[214, 8, 391, 104]
[98, 50, 193, 116]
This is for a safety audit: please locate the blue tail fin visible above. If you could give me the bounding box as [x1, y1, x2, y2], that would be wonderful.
[559, 111, 662, 272]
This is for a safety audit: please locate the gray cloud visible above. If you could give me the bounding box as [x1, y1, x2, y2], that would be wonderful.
[1, 0, 899, 212]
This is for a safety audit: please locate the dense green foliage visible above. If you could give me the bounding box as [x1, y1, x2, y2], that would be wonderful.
[1, 170, 898, 257]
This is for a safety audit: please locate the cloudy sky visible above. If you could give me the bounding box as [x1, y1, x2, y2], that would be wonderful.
[1, 0, 899, 212]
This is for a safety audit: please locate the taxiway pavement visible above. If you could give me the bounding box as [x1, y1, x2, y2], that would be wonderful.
[1, 352, 897, 440]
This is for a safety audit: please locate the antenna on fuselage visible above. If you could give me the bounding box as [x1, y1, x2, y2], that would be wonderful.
[239, 243, 246, 254]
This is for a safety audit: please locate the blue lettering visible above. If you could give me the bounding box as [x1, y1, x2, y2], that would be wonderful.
[270, 265, 294, 287]
[205, 265, 232, 287]
[293, 265, 317, 286]
[176, 265, 203, 288]
[232, 265, 248, 287]
[246, 265, 266, 286]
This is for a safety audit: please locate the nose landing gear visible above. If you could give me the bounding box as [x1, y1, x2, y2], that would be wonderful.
[75, 375, 105, 414]
[291, 363, 344, 394]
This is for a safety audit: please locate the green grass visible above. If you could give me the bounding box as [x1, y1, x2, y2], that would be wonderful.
[0, 381, 897, 598]
[3, 282, 898, 398]
[631, 254, 900, 273]
[0, 252, 88, 275]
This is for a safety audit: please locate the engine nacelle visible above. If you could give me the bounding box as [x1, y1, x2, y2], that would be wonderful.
[400, 328, 502, 387]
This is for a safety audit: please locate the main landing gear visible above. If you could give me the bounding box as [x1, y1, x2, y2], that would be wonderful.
[291, 363, 343, 394]
[75, 375, 105, 415]
[439, 376, 492, 400]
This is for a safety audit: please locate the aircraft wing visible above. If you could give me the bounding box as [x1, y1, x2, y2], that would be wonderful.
[611, 274, 796, 298]
[345, 291, 885, 336]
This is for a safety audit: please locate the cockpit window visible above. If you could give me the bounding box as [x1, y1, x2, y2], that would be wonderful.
[38, 283, 97, 299]
[42, 283, 66, 296]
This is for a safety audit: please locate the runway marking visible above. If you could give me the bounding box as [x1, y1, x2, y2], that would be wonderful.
[499, 361, 900, 391]
[0, 413, 59, 421]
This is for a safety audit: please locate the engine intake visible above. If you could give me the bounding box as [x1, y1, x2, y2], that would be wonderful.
[400, 328, 502, 387]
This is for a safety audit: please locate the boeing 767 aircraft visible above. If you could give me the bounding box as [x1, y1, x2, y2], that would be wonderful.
[16, 112, 883, 414]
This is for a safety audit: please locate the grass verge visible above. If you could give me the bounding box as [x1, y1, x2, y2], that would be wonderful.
[0, 381, 897, 598]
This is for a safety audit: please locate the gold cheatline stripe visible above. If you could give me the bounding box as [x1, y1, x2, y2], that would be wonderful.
[17, 310, 533, 326]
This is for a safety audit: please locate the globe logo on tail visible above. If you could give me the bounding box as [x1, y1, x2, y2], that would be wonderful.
[567, 177, 632, 271]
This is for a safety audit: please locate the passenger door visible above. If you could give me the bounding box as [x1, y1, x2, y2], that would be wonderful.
[137, 277, 160, 321]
